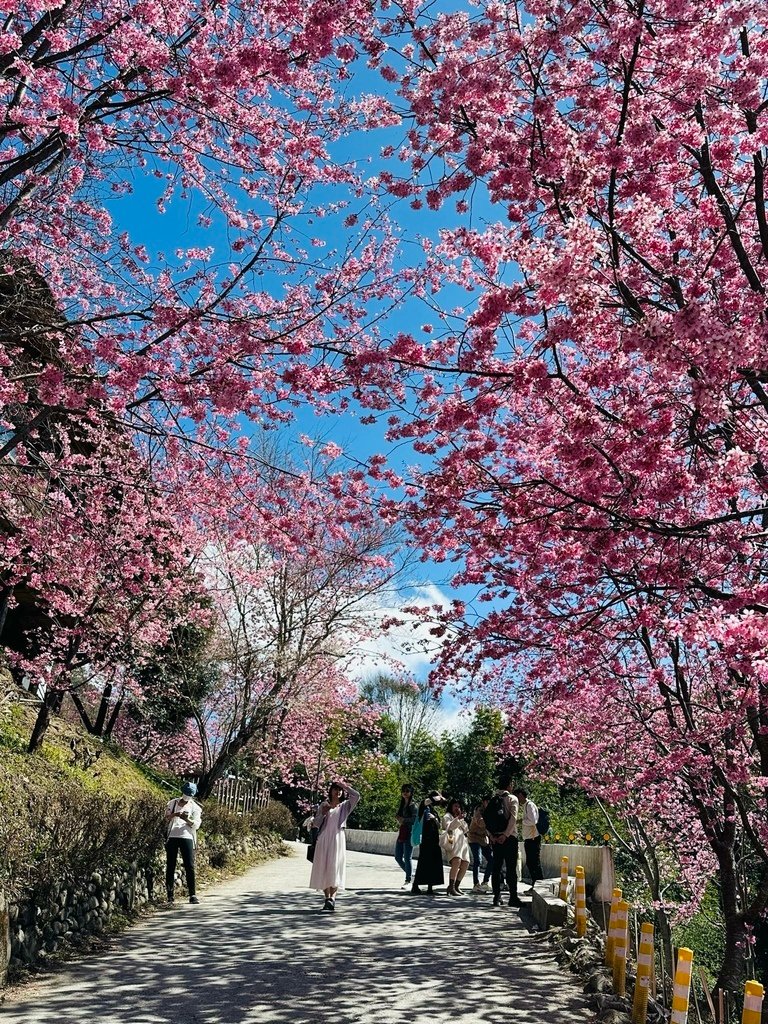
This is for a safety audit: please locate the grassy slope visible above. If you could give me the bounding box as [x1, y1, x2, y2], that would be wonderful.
[0, 693, 172, 804]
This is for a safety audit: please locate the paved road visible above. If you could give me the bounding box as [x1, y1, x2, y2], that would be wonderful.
[1, 844, 590, 1024]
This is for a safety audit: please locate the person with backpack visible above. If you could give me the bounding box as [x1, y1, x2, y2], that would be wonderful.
[411, 792, 445, 895]
[515, 788, 543, 889]
[483, 777, 520, 908]
[394, 783, 418, 890]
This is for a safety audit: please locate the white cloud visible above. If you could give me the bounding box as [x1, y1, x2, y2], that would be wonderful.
[348, 581, 455, 683]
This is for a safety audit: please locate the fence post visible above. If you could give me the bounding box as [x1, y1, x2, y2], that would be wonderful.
[632, 921, 655, 1024]
[606, 888, 622, 966]
[742, 981, 764, 1024]
[559, 856, 569, 901]
[612, 900, 630, 997]
[575, 865, 587, 937]
[670, 948, 694, 1024]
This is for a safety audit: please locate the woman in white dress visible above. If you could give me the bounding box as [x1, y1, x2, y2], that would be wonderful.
[441, 797, 470, 896]
[309, 782, 360, 911]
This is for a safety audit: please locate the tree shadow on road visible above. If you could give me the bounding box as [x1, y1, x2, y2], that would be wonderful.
[1, 847, 590, 1024]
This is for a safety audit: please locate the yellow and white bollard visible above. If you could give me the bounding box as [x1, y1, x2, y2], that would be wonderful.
[605, 887, 622, 966]
[670, 948, 694, 1024]
[612, 900, 630, 997]
[631, 921, 654, 1024]
[559, 856, 569, 902]
[743, 980, 764, 1024]
[609, 897, 629, 971]
[575, 865, 587, 937]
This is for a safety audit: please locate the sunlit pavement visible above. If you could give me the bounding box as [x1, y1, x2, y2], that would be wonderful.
[1, 843, 591, 1024]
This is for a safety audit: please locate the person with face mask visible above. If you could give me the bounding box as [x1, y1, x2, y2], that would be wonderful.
[165, 781, 203, 904]
[309, 781, 361, 912]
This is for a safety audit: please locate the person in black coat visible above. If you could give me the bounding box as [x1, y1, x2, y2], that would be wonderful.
[411, 791, 446, 894]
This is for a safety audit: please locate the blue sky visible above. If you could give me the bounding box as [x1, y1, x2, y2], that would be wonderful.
[98, 51, 502, 728]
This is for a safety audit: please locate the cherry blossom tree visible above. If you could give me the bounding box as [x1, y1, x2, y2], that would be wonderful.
[0, 0, 404, 746]
[362, 0, 768, 992]
[173, 464, 400, 796]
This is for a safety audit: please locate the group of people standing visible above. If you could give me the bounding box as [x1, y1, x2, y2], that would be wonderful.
[394, 777, 543, 908]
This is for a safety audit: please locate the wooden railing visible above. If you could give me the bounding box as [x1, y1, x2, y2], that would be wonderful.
[211, 777, 270, 815]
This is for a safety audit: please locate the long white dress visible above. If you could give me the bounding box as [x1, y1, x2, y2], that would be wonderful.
[309, 788, 361, 890]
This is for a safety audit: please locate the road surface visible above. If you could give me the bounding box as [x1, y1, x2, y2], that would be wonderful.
[1, 843, 590, 1024]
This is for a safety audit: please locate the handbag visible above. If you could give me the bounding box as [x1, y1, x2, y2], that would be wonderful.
[306, 825, 319, 862]
[411, 815, 423, 847]
[440, 830, 455, 852]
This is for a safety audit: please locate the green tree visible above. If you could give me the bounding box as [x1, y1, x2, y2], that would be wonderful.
[443, 708, 505, 807]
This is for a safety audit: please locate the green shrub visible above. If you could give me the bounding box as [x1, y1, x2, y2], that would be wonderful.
[199, 800, 251, 844]
[248, 801, 295, 839]
[0, 764, 165, 901]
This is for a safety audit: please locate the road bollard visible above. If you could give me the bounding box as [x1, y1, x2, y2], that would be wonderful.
[632, 921, 655, 1024]
[609, 896, 629, 971]
[743, 980, 764, 1024]
[559, 856, 569, 902]
[575, 865, 587, 937]
[612, 900, 630, 997]
[670, 948, 694, 1024]
[606, 887, 622, 966]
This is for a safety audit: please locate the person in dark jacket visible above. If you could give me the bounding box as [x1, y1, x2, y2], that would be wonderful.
[411, 791, 446, 895]
[394, 783, 418, 889]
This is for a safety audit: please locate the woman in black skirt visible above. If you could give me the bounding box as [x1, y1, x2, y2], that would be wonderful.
[411, 791, 446, 894]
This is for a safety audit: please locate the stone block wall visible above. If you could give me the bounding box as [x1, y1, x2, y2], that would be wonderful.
[7, 862, 157, 972]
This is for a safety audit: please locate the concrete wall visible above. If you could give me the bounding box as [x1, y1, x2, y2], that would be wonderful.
[540, 843, 615, 900]
[345, 830, 614, 898]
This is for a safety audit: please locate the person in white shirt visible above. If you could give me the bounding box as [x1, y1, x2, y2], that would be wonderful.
[515, 788, 542, 888]
[165, 781, 203, 904]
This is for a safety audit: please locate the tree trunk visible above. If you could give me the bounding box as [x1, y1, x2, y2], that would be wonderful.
[69, 689, 95, 733]
[654, 907, 674, 1000]
[104, 694, 123, 738]
[92, 682, 113, 735]
[27, 688, 63, 752]
[0, 586, 10, 639]
[714, 838, 747, 993]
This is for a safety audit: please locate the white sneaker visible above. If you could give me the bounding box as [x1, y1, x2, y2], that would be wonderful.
[471, 883, 482, 894]
[480, 882, 491, 893]
[401, 882, 412, 890]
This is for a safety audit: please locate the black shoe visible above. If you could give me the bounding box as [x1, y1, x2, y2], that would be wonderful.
[189, 896, 200, 905]
[508, 897, 522, 907]
[492, 897, 502, 907]
[410, 884, 422, 894]
[321, 898, 331, 911]
[328, 898, 336, 912]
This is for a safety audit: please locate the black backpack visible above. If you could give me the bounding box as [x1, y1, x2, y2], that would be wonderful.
[536, 807, 551, 836]
[482, 793, 511, 834]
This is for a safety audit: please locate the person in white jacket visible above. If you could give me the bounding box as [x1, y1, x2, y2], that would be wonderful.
[165, 781, 203, 904]
[441, 798, 470, 896]
[515, 788, 542, 889]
